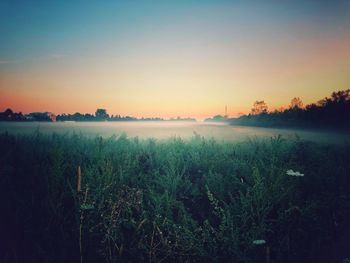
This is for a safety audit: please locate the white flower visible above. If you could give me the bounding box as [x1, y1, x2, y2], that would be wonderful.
[286, 169, 304, 177]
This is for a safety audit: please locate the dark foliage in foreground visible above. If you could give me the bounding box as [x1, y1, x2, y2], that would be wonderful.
[1, 133, 350, 263]
[231, 89, 350, 129]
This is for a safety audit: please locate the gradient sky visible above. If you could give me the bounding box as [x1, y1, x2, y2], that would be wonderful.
[1, 0, 350, 118]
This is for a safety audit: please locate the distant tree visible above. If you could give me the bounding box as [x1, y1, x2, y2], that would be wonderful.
[0, 108, 13, 121]
[330, 89, 350, 103]
[204, 115, 228, 122]
[316, 90, 350, 107]
[250, 100, 268, 115]
[277, 106, 285, 112]
[289, 97, 303, 109]
[95, 109, 109, 120]
[4, 108, 14, 117]
[72, 112, 84, 121]
[84, 113, 95, 121]
[27, 112, 51, 121]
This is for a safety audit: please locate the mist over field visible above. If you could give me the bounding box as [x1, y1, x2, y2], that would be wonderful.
[1, 121, 350, 144]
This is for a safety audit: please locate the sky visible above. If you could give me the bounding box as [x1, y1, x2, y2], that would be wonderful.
[1, 0, 350, 118]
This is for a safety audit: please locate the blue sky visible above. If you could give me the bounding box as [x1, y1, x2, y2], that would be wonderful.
[1, 0, 349, 61]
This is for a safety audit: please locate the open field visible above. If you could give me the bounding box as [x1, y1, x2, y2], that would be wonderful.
[1, 121, 350, 144]
[1, 132, 350, 262]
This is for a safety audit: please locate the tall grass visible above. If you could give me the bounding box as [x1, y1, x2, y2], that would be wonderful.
[1, 132, 350, 262]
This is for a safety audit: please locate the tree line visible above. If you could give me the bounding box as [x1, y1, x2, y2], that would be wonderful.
[231, 89, 350, 129]
[57, 109, 139, 122]
[0, 108, 196, 122]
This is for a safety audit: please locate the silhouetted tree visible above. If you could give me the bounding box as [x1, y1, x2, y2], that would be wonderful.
[4, 108, 14, 117]
[27, 112, 51, 121]
[251, 101, 268, 115]
[204, 115, 228, 122]
[330, 90, 350, 103]
[95, 109, 109, 120]
[0, 108, 14, 121]
[289, 97, 303, 109]
[84, 113, 95, 121]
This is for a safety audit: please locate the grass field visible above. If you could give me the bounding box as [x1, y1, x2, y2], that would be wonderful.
[1, 132, 350, 263]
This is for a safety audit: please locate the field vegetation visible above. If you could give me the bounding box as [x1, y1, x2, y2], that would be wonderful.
[1, 132, 350, 262]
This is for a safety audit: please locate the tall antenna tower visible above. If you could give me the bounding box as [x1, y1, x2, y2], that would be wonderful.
[225, 105, 227, 117]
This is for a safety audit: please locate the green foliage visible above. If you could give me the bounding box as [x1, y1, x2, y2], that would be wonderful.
[1, 132, 350, 262]
[80, 204, 95, 211]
